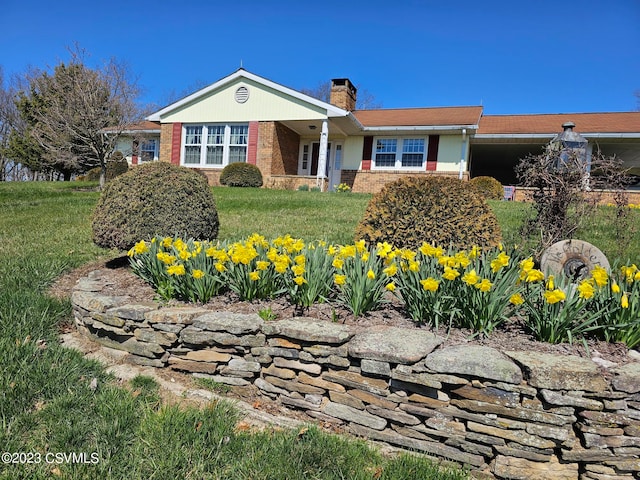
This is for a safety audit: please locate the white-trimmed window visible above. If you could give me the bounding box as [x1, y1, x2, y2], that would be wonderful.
[373, 137, 426, 170]
[183, 124, 248, 167]
[140, 139, 158, 162]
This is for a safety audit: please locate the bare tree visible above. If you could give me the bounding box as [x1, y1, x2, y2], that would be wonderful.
[9, 48, 143, 187]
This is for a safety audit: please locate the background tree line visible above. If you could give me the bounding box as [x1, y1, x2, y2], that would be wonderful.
[0, 48, 144, 186]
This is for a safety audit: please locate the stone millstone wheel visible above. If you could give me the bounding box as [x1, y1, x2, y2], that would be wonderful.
[540, 239, 610, 282]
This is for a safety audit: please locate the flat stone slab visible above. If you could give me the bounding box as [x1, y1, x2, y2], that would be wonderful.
[611, 362, 640, 393]
[192, 312, 263, 335]
[262, 317, 353, 344]
[348, 326, 443, 364]
[505, 351, 606, 392]
[145, 307, 209, 325]
[425, 345, 523, 384]
[71, 291, 130, 313]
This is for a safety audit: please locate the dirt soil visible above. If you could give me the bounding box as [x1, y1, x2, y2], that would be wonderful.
[51, 257, 636, 371]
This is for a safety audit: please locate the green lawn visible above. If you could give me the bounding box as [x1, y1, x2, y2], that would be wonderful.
[1, 181, 637, 479]
[0, 181, 468, 479]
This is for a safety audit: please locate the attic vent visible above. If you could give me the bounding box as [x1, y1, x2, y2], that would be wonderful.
[235, 86, 249, 104]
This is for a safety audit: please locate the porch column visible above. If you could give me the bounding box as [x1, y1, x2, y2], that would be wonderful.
[458, 128, 467, 179]
[316, 120, 329, 191]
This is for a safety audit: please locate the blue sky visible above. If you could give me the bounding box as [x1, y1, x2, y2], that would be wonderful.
[1, 0, 638, 115]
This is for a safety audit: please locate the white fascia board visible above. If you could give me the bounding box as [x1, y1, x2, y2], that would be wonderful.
[146, 69, 349, 122]
[475, 133, 640, 140]
[583, 133, 640, 139]
[363, 124, 478, 133]
[474, 134, 554, 140]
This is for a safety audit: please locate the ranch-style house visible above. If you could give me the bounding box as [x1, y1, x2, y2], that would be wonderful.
[116, 68, 640, 195]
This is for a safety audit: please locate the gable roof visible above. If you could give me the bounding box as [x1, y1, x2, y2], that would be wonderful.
[478, 112, 640, 136]
[354, 106, 483, 129]
[147, 69, 349, 122]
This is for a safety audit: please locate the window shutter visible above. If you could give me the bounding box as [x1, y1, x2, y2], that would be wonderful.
[247, 121, 258, 165]
[361, 136, 373, 170]
[171, 123, 182, 165]
[426, 135, 439, 171]
[131, 139, 139, 165]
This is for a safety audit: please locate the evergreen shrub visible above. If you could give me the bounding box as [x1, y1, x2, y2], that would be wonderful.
[92, 162, 219, 250]
[355, 176, 502, 250]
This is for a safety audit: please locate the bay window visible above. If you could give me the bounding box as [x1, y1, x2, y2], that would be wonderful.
[183, 124, 248, 167]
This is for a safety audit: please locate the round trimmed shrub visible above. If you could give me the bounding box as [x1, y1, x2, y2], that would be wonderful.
[469, 176, 504, 200]
[92, 162, 219, 250]
[219, 162, 263, 187]
[355, 176, 502, 250]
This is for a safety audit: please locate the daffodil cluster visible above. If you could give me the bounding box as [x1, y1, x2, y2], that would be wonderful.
[128, 235, 639, 347]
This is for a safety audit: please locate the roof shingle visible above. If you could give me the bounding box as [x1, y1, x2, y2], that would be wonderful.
[353, 106, 483, 127]
[478, 112, 640, 135]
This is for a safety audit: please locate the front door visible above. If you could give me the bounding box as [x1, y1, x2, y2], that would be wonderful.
[303, 142, 342, 191]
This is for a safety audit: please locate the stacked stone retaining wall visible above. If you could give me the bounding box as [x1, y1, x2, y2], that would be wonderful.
[71, 270, 640, 479]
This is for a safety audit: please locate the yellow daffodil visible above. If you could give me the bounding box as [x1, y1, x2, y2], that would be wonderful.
[334, 274, 346, 285]
[291, 264, 305, 276]
[293, 276, 307, 286]
[420, 277, 440, 292]
[408, 260, 420, 272]
[256, 261, 270, 271]
[385, 282, 396, 292]
[476, 278, 493, 292]
[162, 237, 173, 248]
[544, 288, 566, 304]
[462, 269, 480, 286]
[519, 257, 535, 272]
[621, 293, 629, 309]
[367, 269, 376, 280]
[577, 280, 595, 299]
[157, 252, 177, 265]
[490, 252, 510, 273]
[332, 257, 344, 269]
[133, 240, 149, 255]
[294, 255, 306, 266]
[376, 242, 393, 258]
[442, 267, 460, 281]
[214, 262, 226, 273]
[546, 275, 555, 290]
[192, 269, 205, 279]
[591, 265, 608, 287]
[524, 269, 545, 283]
[509, 293, 524, 305]
[611, 281, 621, 294]
[274, 261, 288, 273]
[249, 271, 260, 281]
[167, 264, 185, 276]
[383, 263, 398, 276]
[361, 252, 370, 261]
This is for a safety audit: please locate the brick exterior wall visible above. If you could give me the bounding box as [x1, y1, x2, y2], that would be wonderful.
[257, 121, 300, 176]
[514, 186, 640, 205]
[159, 123, 174, 163]
[345, 170, 469, 194]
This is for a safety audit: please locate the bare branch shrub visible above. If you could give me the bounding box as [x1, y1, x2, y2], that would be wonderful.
[516, 147, 633, 259]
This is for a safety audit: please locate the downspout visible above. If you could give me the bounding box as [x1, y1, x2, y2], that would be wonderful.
[458, 128, 467, 180]
[316, 120, 329, 191]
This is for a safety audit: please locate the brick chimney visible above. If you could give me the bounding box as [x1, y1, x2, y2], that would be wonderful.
[330, 78, 357, 111]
